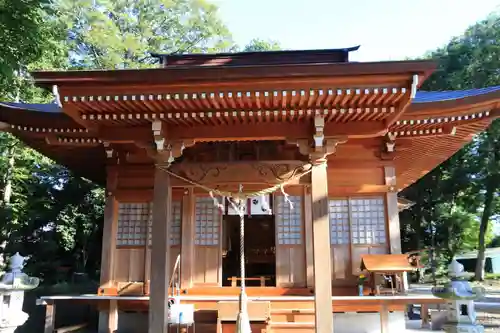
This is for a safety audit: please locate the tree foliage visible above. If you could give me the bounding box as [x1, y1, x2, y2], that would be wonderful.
[242, 38, 281, 52]
[0, 0, 498, 288]
[54, 0, 235, 69]
[401, 10, 500, 280]
[0, 0, 234, 283]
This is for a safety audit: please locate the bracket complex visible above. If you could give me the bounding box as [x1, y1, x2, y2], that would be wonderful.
[310, 116, 346, 162]
[150, 120, 194, 164]
[103, 142, 114, 158]
[288, 116, 346, 163]
[151, 120, 165, 152]
[385, 132, 397, 153]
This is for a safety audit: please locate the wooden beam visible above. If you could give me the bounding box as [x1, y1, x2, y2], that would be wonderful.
[167, 121, 386, 141]
[44, 301, 56, 333]
[98, 125, 152, 143]
[385, 166, 401, 254]
[148, 168, 172, 333]
[60, 103, 94, 130]
[311, 161, 334, 333]
[92, 121, 387, 144]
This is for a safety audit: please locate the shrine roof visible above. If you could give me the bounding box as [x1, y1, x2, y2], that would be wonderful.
[0, 102, 61, 113]
[414, 86, 500, 103]
[31, 59, 436, 88]
[3, 85, 500, 115]
[150, 46, 361, 67]
[1, 47, 500, 190]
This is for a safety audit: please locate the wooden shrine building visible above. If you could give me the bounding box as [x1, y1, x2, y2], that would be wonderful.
[1, 47, 499, 333]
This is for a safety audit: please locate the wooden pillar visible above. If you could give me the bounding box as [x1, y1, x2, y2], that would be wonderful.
[99, 167, 119, 288]
[180, 187, 194, 289]
[144, 208, 152, 295]
[303, 186, 314, 288]
[108, 300, 118, 332]
[311, 161, 333, 333]
[380, 303, 390, 333]
[98, 166, 119, 333]
[421, 304, 430, 328]
[385, 166, 407, 293]
[148, 167, 172, 333]
[44, 301, 56, 333]
[384, 166, 401, 254]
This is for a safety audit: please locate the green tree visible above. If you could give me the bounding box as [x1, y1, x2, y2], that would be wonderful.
[242, 38, 281, 52]
[0, 0, 237, 281]
[54, 0, 234, 69]
[402, 10, 500, 280]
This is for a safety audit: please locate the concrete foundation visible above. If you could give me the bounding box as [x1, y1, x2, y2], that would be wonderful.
[333, 312, 406, 333]
[105, 311, 407, 333]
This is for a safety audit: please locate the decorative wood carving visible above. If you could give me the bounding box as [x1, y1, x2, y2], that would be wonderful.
[169, 161, 312, 185]
[180, 141, 306, 163]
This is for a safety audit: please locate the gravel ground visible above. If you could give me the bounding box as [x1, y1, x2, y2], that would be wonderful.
[477, 312, 500, 332]
[406, 315, 500, 332]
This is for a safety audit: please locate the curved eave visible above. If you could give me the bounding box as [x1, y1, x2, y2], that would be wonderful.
[0, 103, 84, 131]
[0, 103, 104, 184]
[14, 135, 105, 185]
[394, 119, 496, 190]
[408, 86, 500, 117]
[395, 87, 500, 189]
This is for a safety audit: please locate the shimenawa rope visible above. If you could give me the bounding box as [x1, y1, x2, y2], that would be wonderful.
[157, 162, 315, 333]
[157, 163, 314, 200]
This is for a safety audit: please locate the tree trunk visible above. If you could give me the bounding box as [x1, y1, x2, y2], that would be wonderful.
[474, 179, 498, 281]
[0, 145, 15, 268]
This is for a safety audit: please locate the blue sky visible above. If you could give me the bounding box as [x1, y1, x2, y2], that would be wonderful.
[213, 0, 499, 61]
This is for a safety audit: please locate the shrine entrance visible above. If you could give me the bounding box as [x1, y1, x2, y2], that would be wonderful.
[222, 214, 276, 287]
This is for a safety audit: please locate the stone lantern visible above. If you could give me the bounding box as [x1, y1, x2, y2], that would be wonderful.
[432, 258, 485, 333]
[0, 252, 40, 333]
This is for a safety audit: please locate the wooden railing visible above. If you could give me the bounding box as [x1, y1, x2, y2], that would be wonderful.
[168, 254, 181, 299]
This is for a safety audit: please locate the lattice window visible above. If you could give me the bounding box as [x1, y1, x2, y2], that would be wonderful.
[195, 197, 220, 246]
[329, 199, 350, 245]
[170, 201, 182, 245]
[275, 195, 302, 245]
[350, 197, 386, 245]
[117, 203, 149, 246]
[147, 200, 182, 246]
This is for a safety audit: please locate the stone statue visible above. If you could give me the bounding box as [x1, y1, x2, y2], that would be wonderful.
[432, 258, 485, 333]
[0, 252, 40, 333]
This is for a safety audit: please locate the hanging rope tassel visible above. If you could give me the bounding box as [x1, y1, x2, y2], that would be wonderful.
[280, 184, 294, 209]
[236, 206, 251, 333]
[228, 186, 252, 333]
